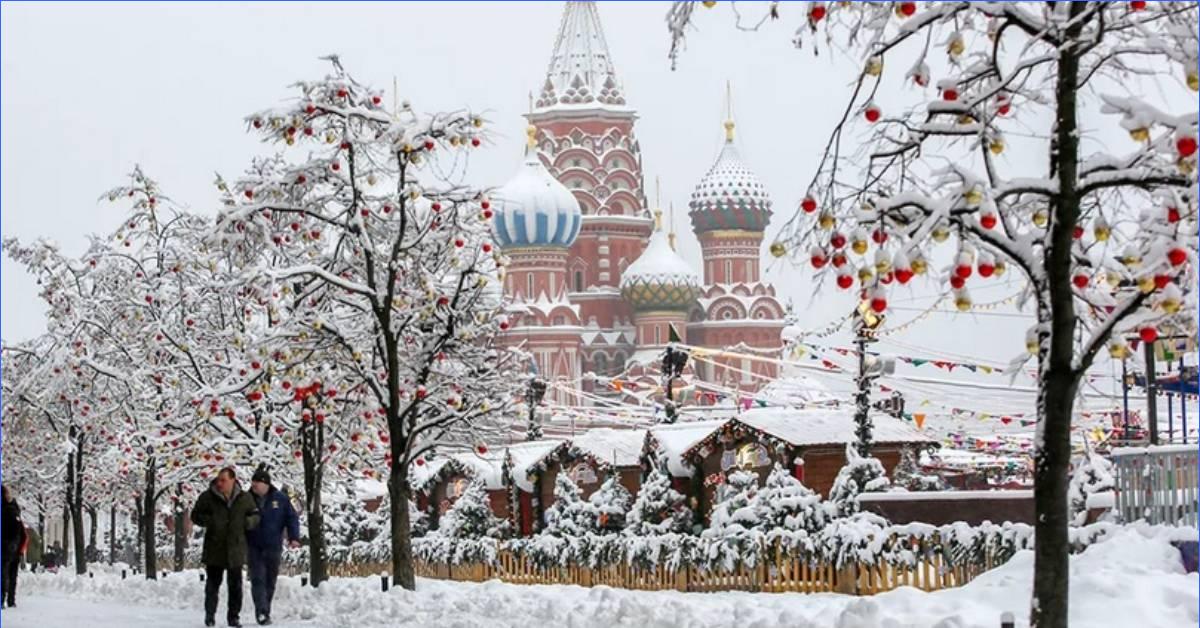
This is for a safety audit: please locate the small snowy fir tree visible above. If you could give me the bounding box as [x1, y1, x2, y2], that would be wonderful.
[543, 473, 598, 537]
[892, 447, 946, 492]
[754, 463, 828, 535]
[625, 460, 692, 536]
[829, 444, 891, 518]
[700, 469, 763, 570]
[439, 479, 506, 541]
[588, 473, 632, 534]
[1068, 448, 1116, 525]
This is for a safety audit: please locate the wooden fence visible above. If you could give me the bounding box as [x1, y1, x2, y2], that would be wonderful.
[1112, 444, 1199, 526]
[401, 537, 1001, 595]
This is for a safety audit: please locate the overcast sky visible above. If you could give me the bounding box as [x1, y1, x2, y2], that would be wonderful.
[2, 2, 1191, 423]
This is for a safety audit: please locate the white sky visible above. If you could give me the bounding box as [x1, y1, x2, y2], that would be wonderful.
[2, 2, 1193, 428]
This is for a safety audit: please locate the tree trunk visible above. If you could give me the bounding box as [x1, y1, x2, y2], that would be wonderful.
[173, 483, 185, 572]
[108, 503, 116, 565]
[68, 427, 87, 575]
[142, 461, 158, 580]
[87, 505, 98, 562]
[389, 468, 414, 590]
[1031, 6, 1087, 627]
[60, 499, 70, 562]
[134, 498, 143, 569]
[301, 421, 328, 587]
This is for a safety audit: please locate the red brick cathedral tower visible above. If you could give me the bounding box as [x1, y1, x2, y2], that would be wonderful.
[527, 1, 653, 385]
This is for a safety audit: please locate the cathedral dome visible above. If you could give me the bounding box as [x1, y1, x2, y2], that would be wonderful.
[492, 127, 582, 249]
[687, 120, 773, 235]
[619, 213, 701, 312]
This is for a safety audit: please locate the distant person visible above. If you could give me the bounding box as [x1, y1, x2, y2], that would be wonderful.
[246, 466, 301, 626]
[1, 486, 26, 608]
[191, 467, 260, 627]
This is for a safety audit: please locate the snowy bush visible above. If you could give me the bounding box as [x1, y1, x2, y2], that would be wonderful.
[700, 470, 765, 571]
[892, 447, 946, 492]
[1068, 450, 1116, 526]
[828, 444, 891, 517]
[543, 473, 599, 538]
[589, 473, 632, 534]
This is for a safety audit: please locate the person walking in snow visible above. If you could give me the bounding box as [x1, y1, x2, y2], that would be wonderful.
[1, 486, 26, 608]
[191, 467, 261, 627]
[245, 466, 300, 626]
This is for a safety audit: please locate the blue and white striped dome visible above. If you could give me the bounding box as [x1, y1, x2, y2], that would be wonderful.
[492, 149, 582, 249]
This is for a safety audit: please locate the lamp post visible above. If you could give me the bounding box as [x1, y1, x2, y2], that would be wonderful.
[525, 376, 547, 441]
[854, 300, 885, 457]
[661, 324, 689, 424]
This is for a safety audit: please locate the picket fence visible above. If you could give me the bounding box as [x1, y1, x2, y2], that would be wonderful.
[377, 537, 1004, 595]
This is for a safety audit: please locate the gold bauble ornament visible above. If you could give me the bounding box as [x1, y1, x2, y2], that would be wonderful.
[989, 139, 1005, 155]
[702, 0, 717, 6]
[865, 56, 883, 77]
[286, 137, 295, 146]
[1129, 127, 1150, 142]
[911, 257, 928, 275]
[993, 261, 1006, 276]
[1026, 341, 1039, 355]
[955, 296, 972, 312]
[948, 36, 965, 57]
[1105, 273, 1121, 288]
[931, 226, 950, 243]
[851, 239, 869, 255]
[964, 187, 983, 206]
[1108, 342, 1130, 359]
[857, 267, 874, 282]
[1032, 210, 1048, 228]
[1138, 276, 1156, 293]
[875, 259, 892, 274]
[769, 242, 787, 258]
[1188, 71, 1199, 92]
[472, 117, 483, 128]
[1094, 225, 1111, 242]
[1161, 297, 1182, 314]
[818, 213, 836, 230]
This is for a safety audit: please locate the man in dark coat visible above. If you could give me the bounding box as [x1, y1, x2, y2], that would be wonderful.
[246, 466, 300, 626]
[1, 485, 26, 608]
[191, 467, 261, 627]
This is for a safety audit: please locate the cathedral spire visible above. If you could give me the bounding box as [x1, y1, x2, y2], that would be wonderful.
[723, 80, 735, 142]
[534, 2, 628, 111]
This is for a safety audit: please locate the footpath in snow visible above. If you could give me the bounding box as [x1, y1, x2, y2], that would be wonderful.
[3, 527, 1196, 628]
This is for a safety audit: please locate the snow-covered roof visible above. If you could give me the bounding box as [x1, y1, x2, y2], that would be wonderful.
[506, 439, 565, 492]
[732, 407, 934, 449]
[563, 427, 646, 468]
[492, 143, 582, 249]
[534, 2, 630, 113]
[646, 420, 726, 477]
[408, 447, 508, 493]
[355, 479, 387, 502]
[755, 373, 839, 405]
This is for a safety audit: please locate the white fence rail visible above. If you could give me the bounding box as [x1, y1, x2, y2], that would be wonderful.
[1112, 444, 1199, 526]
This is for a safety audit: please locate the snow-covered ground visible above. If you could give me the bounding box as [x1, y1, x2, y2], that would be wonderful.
[4, 528, 1195, 628]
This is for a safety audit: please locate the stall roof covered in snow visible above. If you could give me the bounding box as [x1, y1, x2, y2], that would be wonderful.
[409, 447, 509, 493]
[506, 439, 565, 493]
[560, 427, 646, 469]
[734, 407, 934, 448]
[645, 420, 726, 477]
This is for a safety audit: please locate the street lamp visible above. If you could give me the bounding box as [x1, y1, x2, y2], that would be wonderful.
[854, 300, 887, 457]
[660, 324, 689, 424]
[525, 376, 547, 441]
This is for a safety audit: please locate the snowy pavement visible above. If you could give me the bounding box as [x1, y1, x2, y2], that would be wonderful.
[5, 527, 1197, 628]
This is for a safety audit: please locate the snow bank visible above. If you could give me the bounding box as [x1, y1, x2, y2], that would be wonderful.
[19, 526, 1196, 628]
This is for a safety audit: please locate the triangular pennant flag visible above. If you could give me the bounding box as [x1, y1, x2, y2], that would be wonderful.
[668, 323, 682, 344]
[1000, 416, 1013, 425]
[914, 413, 926, 430]
[979, 366, 993, 374]
[964, 364, 977, 373]
[612, 380, 624, 392]
[756, 399, 768, 408]
[912, 359, 928, 367]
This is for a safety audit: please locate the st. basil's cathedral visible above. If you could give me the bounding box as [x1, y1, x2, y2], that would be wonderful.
[493, 1, 787, 408]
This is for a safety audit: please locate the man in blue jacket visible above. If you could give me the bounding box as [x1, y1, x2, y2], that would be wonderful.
[246, 466, 300, 626]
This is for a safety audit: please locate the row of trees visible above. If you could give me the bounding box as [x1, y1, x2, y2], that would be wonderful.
[668, 3, 1197, 626]
[2, 57, 523, 590]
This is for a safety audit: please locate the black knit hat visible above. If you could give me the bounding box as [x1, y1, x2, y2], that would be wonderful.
[251, 466, 271, 485]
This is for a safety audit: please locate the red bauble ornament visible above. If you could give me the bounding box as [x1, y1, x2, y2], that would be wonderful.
[978, 263, 995, 278]
[437, 296, 450, 306]
[1154, 274, 1171, 289]
[831, 253, 847, 268]
[296, 174, 307, 184]
[1139, 327, 1158, 343]
[801, 196, 818, 213]
[431, 202, 442, 212]
[499, 320, 509, 330]
[830, 233, 847, 249]
[1130, 0, 1147, 9]
[836, 274, 854, 290]
[454, 238, 465, 248]
[955, 264, 972, 279]
[471, 137, 481, 147]
[942, 88, 959, 102]
[1167, 207, 1181, 223]
[482, 243, 493, 253]
[809, 4, 826, 22]
[480, 200, 491, 210]
[871, 229, 888, 244]
[870, 297, 888, 313]
[1168, 248, 1188, 266]
[244, 189, 254, 199]
[1072, 274, 1090, 289]
[811, 255, 827, 269]
[303, 127, 313, 136]
[252, 119, 263, 129]
[864, 106, 881, 123]
[424, 140, 435, 150]
[372, 95, 382, 105]
[251, 361, 261, 370]
[337, 88, 348, 98]
[895, 268, 913, 284]
[415, 457, 425, 466]
[950, 275, 966, 290]
[290, 222, 301, 232]
[1178, 136, 1198, 157]
[899, 1, 916, 16]
[476, 444, 489, 455]
[1073, 226, 1085, 240]
[980, 214, 997, 229]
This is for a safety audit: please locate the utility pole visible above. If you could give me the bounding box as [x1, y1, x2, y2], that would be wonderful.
[525, 374, 547, 441]
[1145, 339, 1159, 445]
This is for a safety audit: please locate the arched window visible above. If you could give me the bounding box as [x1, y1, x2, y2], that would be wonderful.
[593, 353, 608, 375]
[574, 271, 584, 292]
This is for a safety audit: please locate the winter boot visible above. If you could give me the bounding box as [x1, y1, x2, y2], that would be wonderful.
[256, 614, 271, 626]
[204, 616, 216, 627]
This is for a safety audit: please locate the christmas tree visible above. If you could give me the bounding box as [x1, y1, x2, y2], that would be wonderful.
[892, 447, 946, 492]
[439, 479, 506, 541]
[753, 463, 828, 534]
[700, 469, 763, 570]
[543, 473, 599, 537]
[588, 472, 632, 534]
[828, 444, 891, 518]
[625, 460, 692, 536]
